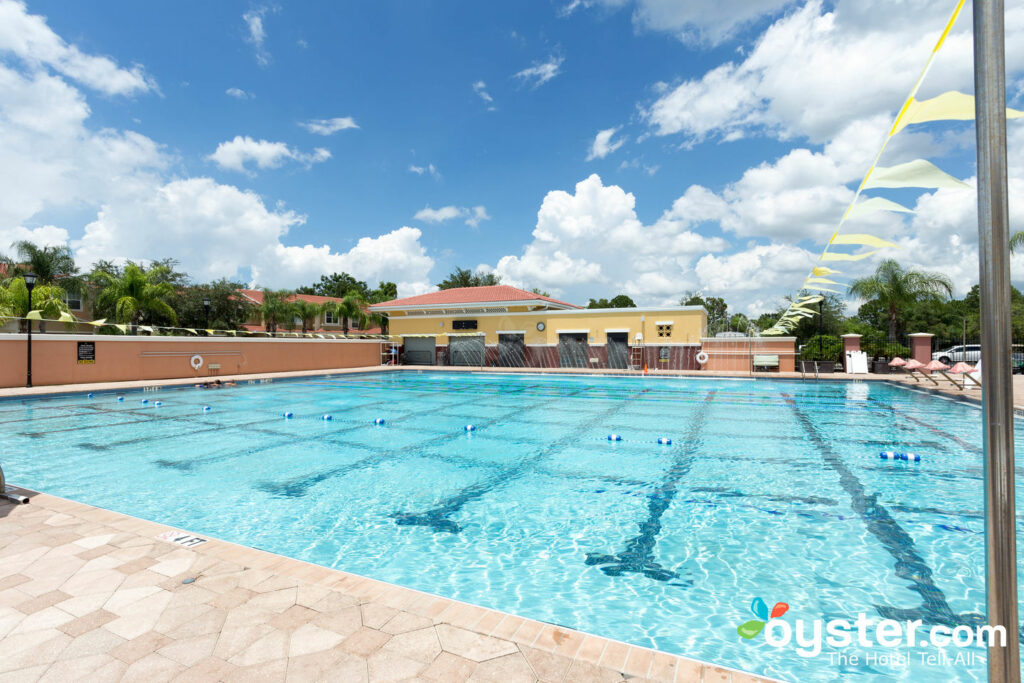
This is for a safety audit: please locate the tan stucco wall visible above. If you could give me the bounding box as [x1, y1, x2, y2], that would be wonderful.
[385, 307, 707, 346]
[0, 336, 383, 388]
[700, 337, 797, 372]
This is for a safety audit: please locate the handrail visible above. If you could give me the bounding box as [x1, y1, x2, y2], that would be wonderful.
[0, 463, 31, 504]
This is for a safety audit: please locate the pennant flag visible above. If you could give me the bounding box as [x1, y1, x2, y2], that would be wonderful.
[115, 324, 128, 333]
[821, 249, 882, 262]
[25, 310, 42, 320]
[830, 233, 899, 249]
[89, 318, 107, 326]
[226, 330, 237, 336]
[804, 285, 844, 293]
[797, 295, 824, 303]
[812, 266, 841, 277]
[805, 277, 843, 286]
[863, 159, 968, 190]
[892, 90, 1024, 135]
[185, 328, 197, 335]
[138, 325, 153, 333]
[205, 329, 215, 335]
[58, 312, 78, 323]
[845, 196, 914, 220]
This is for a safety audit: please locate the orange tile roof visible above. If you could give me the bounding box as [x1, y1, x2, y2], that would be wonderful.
[239, 289, 346, 306]
[370, 285, 579, 309]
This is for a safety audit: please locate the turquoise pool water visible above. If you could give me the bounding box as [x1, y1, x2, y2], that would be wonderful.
[0, 371, 1016, 681]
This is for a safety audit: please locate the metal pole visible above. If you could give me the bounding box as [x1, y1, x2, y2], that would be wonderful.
[973, 1, 1020, 680]
[25, 289, 32, 389]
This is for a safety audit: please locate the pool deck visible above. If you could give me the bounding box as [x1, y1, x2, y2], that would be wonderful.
[0, 491, 774, 683]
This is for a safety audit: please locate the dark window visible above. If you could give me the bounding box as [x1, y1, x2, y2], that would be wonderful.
[452, 320, 478, 330]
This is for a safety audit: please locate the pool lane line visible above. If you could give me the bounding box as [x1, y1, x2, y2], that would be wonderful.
[388, 389, 651, 534]
[254, 387, 592, 499]
[780, 392, 991, 634]
[865, 396, 983, 456]
[583, 390, 716, 583]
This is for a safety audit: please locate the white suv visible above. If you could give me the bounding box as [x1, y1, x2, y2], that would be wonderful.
[933, 345, 980, 364]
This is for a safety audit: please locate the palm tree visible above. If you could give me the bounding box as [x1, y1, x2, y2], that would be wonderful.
[257, 289, 294, 333]
[322, 292, 367, 336]
[0, 277, 69, 332]
[93, 263, 177, 332]
[12, 241, 81, 286]
[848, 259, 953, 339]
[1010, 231, 1024, 253]
[293, 300, 320, 334]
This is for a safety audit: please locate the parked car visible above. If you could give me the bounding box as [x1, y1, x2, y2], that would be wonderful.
[932, 344, 981, 365]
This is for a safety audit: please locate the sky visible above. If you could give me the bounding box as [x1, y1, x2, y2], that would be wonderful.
[1, 0, 1024, 316]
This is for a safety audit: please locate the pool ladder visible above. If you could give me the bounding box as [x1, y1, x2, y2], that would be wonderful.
[0, 463, 30, 505]
[799, 361, 820, 381]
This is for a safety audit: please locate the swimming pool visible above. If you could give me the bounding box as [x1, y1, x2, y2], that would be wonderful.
[0, 371, 1014, 681]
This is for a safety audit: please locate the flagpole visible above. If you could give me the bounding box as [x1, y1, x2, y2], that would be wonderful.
[973, 0, 1019, 680]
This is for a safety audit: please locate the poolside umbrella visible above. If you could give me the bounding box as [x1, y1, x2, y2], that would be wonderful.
[902, 358, 927, 383]
[948, 361, 981, 389]
[889, 357, 907, 366]
[922, 359, 951, 387]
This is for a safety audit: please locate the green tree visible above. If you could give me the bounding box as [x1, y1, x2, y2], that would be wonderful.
[293, 300, 321, 334]
[11, 241, 79, 285]
[682, 294, 729, 335]
[298, 272, 369, 299]
[174, 279, 250, 330]
[369, 281, 398, 303]
[530, 287, 551, 297]
[848, 259, 953, 339]
[93, 263, 178, 331]
[436, 267, 501, 289]
[257, 289, 295, 333]
[322, 292, 367, 336]
[0, 277, 69, 332]
[587, 294, 636, 309]
[1011, 231, 1024, 252]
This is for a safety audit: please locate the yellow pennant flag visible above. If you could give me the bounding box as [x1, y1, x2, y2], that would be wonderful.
[863, 159, 968, 190]
[25, 310, 42, 320]
[845, 197, 914, 220]
[89, 318, 107, 326]
[829, 234, 899, 249]
[805, 285, 844, 293]
[115, 324, 128, 334]
[805, 277, 843, 286]
[205, 329, 215, 335]
[820, 249, 881, 262]
[138, 325, 153, 333]
[892, 90, 1024, 135]
[811, 267, 840, 277]
[58, 312, 78, 323]
[185, 328, 197, 335]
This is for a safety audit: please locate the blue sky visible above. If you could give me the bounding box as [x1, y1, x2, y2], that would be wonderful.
[2, 0, 1023, 315]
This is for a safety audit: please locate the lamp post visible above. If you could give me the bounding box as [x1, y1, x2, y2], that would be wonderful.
[202, 296, 211, 331]
[24, 272, 36, 388]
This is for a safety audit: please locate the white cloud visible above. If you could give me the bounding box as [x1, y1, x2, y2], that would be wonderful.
[466, 206, 491, 228]
[225, 87, 251, 100]
[298, 117, 359, 135]
[562, 0, 792, 45]
[408, 163, 439, 179]
[0, 224, 69, 258]
[414, 206, 464, 223]
[242, 6, 272, 66]
[0, 0, 157, 96]
[208, 136, 330, 173]
[491, 174, 727, 302]
[586, 126, 626, 161]
[514, 54, 564, 88]
[472, 81, 496, 109]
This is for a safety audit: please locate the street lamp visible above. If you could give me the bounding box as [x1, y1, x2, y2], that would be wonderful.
[202, 296, 211, 332]
[24, 272, 36, 388]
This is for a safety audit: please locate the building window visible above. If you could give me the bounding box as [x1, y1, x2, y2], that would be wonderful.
[452, 320, 478, 330]
[64, 291, 82, 311]
[657, 324, 673, 338]
[324, 310, 337, 325]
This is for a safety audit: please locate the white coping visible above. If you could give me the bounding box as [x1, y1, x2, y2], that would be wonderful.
[701, 336, 797, 342]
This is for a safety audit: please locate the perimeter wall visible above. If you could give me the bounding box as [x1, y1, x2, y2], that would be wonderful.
[0, 335, 383, 388]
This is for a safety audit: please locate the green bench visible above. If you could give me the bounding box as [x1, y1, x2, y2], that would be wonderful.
[753, 354, 780, 372]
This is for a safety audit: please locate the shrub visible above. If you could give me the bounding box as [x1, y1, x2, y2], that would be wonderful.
[800, 335, 843, 362]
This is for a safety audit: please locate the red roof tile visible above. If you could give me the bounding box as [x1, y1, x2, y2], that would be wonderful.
[370, 285, 579, 309]
[239, 289, 346, 306]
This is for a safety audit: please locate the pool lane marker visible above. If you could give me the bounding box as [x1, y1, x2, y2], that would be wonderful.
[155, 530, 207, 548]
[780, 392, 988, 634]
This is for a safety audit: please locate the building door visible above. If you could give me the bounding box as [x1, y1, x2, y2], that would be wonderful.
[607, 333, 628, 369]
[403, 336, 436, 365]
[449, 336, 485, 366]
[558, 333, 589, 368]
[498, 333, 525, 367]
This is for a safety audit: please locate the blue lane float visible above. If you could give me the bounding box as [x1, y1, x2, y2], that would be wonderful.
[607, 434, 622, 441]
[657, 437, 673, 445]
[202, 406, 211, 412]
[141, 399, 149, 404]
[117, 396, 124, 402]
[880, 451, 921, 462]
[87, 393, 94, 398]
[464, 424, 476, 432]
[374, 418, 386, 425]
[283, 412, 294, 419]
[321, 414, 332, 421]
[154, 401, 163, 407]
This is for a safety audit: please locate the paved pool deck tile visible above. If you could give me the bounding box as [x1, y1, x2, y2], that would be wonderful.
[0, 491, 780, 683]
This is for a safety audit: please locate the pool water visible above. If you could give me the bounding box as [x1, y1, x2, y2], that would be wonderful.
[1, 371, 1017, 681]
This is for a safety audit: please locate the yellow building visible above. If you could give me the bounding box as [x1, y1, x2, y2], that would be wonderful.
[369, 285, 707, 369]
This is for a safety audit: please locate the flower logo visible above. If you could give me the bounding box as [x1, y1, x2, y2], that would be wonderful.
[737, 597, 789, 639]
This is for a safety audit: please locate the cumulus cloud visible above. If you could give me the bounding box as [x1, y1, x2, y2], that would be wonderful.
[466, 206, 491, 228]
[0, 0, 157, 96]
[208, 136, 330, 173]
[299, 117, 359, 135]
[242, 6, 272, 66]
[514, 54, 564, 88]
[586, 127, 626, 161]
[472, 80, 495, 109]
[491, 174, 727, 303]
[225, 87, 252, 100]
[414, 205, 464, 223]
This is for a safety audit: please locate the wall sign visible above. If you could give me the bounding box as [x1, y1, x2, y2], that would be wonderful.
[77, 341, 96, 365]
